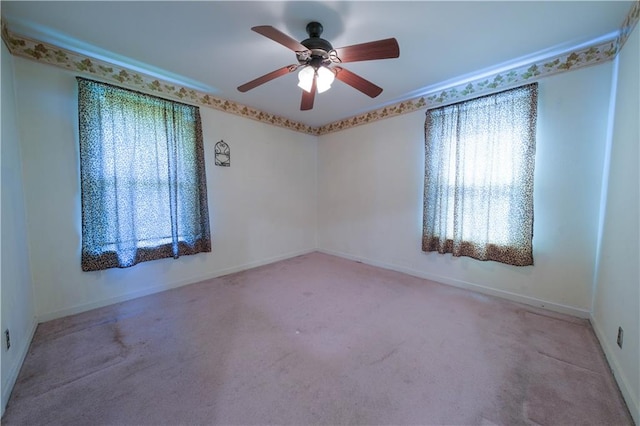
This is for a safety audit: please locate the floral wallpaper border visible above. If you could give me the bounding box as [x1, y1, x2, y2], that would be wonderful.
[317, 0, 638, 135]
[316, 37, 619, 135]
[2, 0, 638, 136]
[1, 24, 318, 135]
[618, 0, 640, 52]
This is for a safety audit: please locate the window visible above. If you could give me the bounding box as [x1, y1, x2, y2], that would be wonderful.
[77, 77, 211, 271]
[422, 83, 537, 266]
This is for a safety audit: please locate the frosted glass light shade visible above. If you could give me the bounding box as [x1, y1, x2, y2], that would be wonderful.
[316, 66, 335, 94]
[297, 65, 335, 93]
[297, 66, 315, 92]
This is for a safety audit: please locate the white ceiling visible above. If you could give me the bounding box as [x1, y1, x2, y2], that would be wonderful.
[1, 1, 634, 127]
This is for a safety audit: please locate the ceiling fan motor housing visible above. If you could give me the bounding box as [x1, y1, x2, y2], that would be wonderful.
[299, 22, 333, 66]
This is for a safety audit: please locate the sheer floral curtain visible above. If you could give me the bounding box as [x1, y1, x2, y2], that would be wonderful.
[78, 77, 211, 271]
[422, 83, 537, 266]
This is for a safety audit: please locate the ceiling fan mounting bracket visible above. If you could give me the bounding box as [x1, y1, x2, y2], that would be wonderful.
[306, 22, 323, 38]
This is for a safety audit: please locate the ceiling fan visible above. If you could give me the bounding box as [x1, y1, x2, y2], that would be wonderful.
[237, 22, 400, 111]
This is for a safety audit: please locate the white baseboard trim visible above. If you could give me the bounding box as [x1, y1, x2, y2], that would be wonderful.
[1, 317, 38, 417]
[590, 315, 639, 425]
[317, 248, 591, 319]
[37, 248, 316, 323]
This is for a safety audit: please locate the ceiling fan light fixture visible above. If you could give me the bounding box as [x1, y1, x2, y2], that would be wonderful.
[297, 66, 315, 92]
[297, 65, 335, 94]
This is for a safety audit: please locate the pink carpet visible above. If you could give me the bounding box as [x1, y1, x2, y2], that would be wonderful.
[2, 252, 632, 425]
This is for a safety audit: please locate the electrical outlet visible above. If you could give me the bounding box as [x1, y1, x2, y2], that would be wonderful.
[617, 326, 623, 349]
[4, 329, 10, 350]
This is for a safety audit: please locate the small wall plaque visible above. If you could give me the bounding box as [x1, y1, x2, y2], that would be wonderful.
[215, 140, 230, 167]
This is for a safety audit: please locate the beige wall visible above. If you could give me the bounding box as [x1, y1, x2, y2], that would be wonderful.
[317, 62, 614, 317]
[12, 57, 318, 321]
[1, 42, 37, 415]
[592, 22, 640, 423]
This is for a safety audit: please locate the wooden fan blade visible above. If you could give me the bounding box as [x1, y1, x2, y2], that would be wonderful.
[300, 78, 317, 111]
[333, 38, 399, 63]
[252, 26, 308, 52]
[334, 67, 383, 98]
[237, 65, 298, 92]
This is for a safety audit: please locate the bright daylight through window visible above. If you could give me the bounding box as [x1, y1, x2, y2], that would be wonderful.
[77, 78, 211, 272]
[422, 83, 538, 266]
